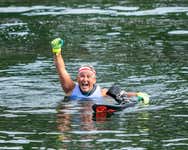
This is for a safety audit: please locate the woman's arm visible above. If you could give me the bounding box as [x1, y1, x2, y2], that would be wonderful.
[51, 38, 75, 95]
[54, 53, 75, 95]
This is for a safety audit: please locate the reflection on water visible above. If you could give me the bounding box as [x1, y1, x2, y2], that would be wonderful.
[57, 101, 95, 131]
[0, 0, 188, 149]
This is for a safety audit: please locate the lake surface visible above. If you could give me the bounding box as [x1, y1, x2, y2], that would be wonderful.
[0, 0, 188, 149]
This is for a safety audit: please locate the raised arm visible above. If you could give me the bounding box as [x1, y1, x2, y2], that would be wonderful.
[51, 38, 75, 95]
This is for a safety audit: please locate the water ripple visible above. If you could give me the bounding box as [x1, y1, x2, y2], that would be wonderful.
[0, 22, 27, 28]
[0, 6, 57, 13]
[0, 146, 23, 150]
[0, 6, 187, 16]
[0, 131, 35, 135]
[109, 6, 139, 11]
[70, 130, 124, 135]
[0, 139, 42, 144]
[168, 30, 188, 35]
[5, 108, 57, 114]
[162, 138, 188, 147]
[97, 138, 132, 143]
[118, 7, 188, 16]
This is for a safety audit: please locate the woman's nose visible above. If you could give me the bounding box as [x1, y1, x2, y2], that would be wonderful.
[82, 76, 88, 81]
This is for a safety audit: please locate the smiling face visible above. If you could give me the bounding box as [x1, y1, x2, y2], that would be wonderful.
[77, 69, 96, 93]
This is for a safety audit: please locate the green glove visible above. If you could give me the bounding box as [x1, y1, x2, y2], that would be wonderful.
[137, 92, 150, 104]
[51, 38, 64, 54]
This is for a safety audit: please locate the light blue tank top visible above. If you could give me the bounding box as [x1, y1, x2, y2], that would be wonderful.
[70, 84, 102, 100]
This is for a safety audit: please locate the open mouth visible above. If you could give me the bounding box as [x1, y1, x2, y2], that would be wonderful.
[81, 83, 89, 89]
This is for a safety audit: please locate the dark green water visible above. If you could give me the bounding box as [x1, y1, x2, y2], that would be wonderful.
[0, 0, 188, 149]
